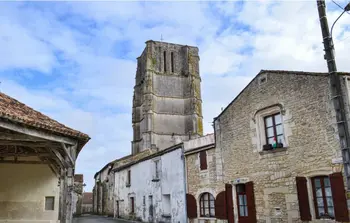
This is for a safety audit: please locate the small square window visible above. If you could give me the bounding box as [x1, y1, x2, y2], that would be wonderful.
[45, 196, 54, 210]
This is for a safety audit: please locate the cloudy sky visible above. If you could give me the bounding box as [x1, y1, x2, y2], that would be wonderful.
[0, 0, 349, 191]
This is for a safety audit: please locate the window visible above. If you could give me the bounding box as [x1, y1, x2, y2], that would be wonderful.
[154, 159, 161, 179]
[127, 170, 131, 186]
[171, 52, 174, 73]
[199, 151, 207, 170]
[149, 195, 153, 217]
[163, 51, 167, 72]
[199, 192, 215, 217]
[45, 196, 54, 210]
[163, 194, 171, 215]
[236, 184, 248, 217]
[264, 113, 284, 147]
[312, 176, 334, 219]
[130, 197, 135, 214]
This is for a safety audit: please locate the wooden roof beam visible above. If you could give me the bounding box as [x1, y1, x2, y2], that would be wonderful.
[0, 120, 77, 145]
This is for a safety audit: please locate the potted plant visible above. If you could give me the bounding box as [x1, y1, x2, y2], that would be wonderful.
[263, 144, 273, 151]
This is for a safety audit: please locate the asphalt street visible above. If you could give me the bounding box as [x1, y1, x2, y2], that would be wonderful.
[73, 215, 136, 223]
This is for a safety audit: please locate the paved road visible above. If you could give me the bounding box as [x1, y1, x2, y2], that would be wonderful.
[73, 215, 135, 223]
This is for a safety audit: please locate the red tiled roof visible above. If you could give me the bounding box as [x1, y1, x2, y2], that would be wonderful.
[82, 192, 93, 204]
[0, 92, 90, 140]
[74, 174, 84, 183]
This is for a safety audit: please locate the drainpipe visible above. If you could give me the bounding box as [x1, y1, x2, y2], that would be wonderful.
[181, 145, 188, 223]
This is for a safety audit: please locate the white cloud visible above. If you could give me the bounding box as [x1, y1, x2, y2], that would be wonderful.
[0, 0, 349, 191]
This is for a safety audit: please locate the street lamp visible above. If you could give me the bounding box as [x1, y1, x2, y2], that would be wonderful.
[316, 0, 350, 190]
[345, 2, 350, 11]
[330, 2, 350, 39]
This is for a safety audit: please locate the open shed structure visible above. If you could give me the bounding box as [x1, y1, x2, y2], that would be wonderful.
[0, 92, 90, 223]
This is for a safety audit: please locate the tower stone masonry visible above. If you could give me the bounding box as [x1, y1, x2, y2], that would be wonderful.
[131, 40, 203, 155]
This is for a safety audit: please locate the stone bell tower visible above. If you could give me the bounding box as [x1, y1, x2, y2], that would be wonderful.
[131, 40, 203, 155]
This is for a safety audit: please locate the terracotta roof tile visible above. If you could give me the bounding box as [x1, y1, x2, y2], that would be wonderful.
[0, 92, 90, 140]
[113, 149, 157, 170]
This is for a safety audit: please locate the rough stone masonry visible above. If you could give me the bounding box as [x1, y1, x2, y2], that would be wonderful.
[131, 40, 203, 155]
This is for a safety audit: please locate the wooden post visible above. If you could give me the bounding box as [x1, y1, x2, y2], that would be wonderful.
[65, 167, 74, 222]
[59, 169, 66, 222]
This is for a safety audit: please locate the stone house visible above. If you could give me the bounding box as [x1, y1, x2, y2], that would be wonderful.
[184, 134, 230, 223]
[93, 162, 114, 216]
[72, 174, 84, 217]
[213, 70, 350, 222]
[0, 92, 90, 223]
[82, 192, 93, 213]
[112, 145, 187, 223]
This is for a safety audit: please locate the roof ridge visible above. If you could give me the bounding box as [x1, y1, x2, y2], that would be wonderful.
[259, 69, 350, 75]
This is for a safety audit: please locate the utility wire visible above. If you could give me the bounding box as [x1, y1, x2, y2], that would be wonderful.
[339, 35, 350, 41]
[331, 0, 350, 15]
[331, 10, 346, 38]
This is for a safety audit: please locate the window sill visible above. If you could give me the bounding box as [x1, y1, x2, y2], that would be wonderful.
[259, 147, 287, 155]
[198, 217, 216, 220]
[125, 183, 131, 187]
[152, 178, 160, 182]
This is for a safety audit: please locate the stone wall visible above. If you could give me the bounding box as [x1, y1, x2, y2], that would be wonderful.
[93, 164, 115, 216]
[131, 40, 203, 154]
[214, 71, 348, 223]
[185, 134, 227, 223]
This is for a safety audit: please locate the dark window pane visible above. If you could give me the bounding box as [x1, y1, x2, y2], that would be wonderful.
[237, 184, 246, 193]
[324, 177, 330, 187]
[45, 196, 54, 210]
[314, 178, 321, 188]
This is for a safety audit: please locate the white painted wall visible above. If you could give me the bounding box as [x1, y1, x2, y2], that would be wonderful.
[114, 147, 186, 223]
[0, 164, 59, 223]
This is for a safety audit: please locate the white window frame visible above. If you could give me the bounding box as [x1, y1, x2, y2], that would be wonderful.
[254, 105, 287, 151]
